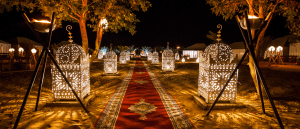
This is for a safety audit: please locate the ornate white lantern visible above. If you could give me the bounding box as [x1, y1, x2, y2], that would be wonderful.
[198, 25, 238, 103]
[104, 44, 117, 74]
[119, 50, 127, 64]
[182, 58, 185, 63]
[51, 26, 90, 100]
[126, 51, 130, 61]
[175, 52, 180, 60]
[51, 44, 90, 100]
[98, 50, 104, 59]
[152, 48, 159, 64]
[162, 42, 175, 72]
[147, 52, 153, 61]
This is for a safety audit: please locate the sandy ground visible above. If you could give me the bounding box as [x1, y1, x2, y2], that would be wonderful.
[0, 58, 300, 129]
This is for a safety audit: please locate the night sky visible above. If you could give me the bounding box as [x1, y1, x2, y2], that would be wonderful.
[0, 0, 290, 49]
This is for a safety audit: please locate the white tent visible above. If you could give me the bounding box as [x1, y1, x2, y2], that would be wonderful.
[229, 42, 245, 61]
[0, 40, 11, 53]
[182, 43, 206, 58]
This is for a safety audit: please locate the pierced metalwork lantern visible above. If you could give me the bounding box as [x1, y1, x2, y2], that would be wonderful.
[152, 48, 159, 64]
[126, 51, 130, 61]
[104, 44, 117, 74]
[98, 50, 104, 59]
[147, 52, 153, 61]
[175, 52, 180, 60]
[198, 24, 238, 103]
[119, 50, 127, 64]
[51, 25, 90, 100]
[162, 42, 175, 72]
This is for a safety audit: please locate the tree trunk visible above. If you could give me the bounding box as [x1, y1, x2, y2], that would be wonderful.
[247, 2, 274, 98]
[79, 17, 89, 56]
[89, 24, 104, 65]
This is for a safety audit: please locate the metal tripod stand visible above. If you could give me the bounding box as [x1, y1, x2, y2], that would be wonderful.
[13, 12, 89, 129]
[205, 10, 284, 129]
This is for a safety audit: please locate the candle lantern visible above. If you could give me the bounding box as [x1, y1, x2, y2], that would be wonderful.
[126, 50, 130, 61]
[9, 48, 15, 58]
[152, 48, 159, 64]
[162, 42, 175, 72]
[147, 52, 153, 61]
[198, 24, 238, 103]
[98, 50, 104, 59]
[182, 57, 185, 63]
[104, 44, 117, 74]
[51, 25, 90, 100]
[18, 47, 24, 57]
[119, 50, 127, 64]
[175, 52, 180, 60]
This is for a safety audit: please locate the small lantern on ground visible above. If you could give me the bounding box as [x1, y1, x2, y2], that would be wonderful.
[31, 48, 37, 66]
[268, 46, 276, 65]
[119, 50, 127, 64]
[18, 47, 24, 57]
[162, 42, 175, 72]
[182, 57, 185, 63]
[147, 52, 153, 61]
[51, 25, 90, 100]
[273, 46, 284, 65]
[126, 50, 130, 61]
[9, 48, 15, 58]
[104, 44, 117, 74]
[175, 51, 180, 60]
[152, 48, 159, 64]
[198, 24, 238, 104]
[98, 50, 104, 59]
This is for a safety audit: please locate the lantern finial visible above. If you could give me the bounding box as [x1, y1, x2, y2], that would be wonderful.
[66, 25, 73, 44]
[216, 24, 222, 44]
[110, 43, 113, 51]
[167, 42, 169, 49]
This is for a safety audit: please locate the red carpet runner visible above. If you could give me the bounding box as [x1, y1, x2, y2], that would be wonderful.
[94, 61, 195, 129]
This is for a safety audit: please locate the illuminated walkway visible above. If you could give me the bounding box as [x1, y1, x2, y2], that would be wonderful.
[94, 61, 195, 129]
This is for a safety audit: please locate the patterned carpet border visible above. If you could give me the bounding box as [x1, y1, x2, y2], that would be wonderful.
[143, 61, 195, 129]
[94, 61, 135, 129]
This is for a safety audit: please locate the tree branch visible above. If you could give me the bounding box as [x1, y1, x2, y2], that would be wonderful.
[68, 14, 79, 21]
[67, 4, 81, 18]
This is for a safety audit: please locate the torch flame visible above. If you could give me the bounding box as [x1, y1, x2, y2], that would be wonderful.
[248, 15, 259, 19]
[32, 19, 51, 23]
